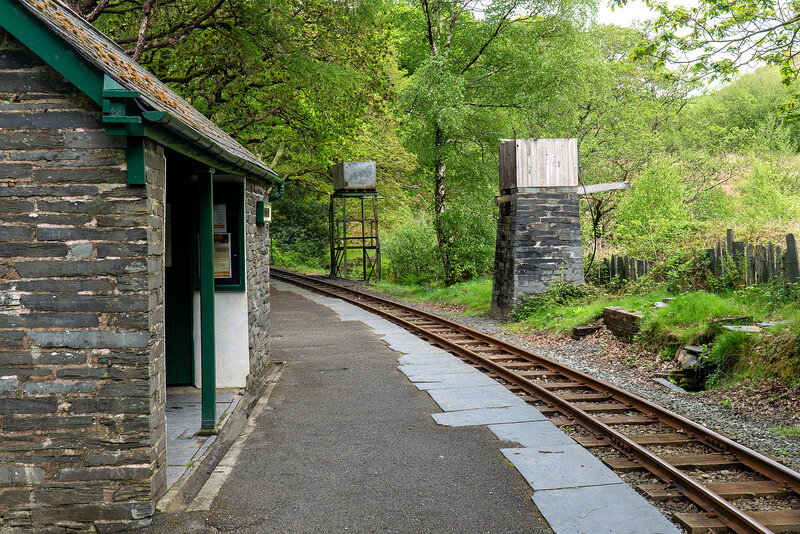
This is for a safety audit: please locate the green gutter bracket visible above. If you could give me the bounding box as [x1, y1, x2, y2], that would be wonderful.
[101, 75, 145, 186]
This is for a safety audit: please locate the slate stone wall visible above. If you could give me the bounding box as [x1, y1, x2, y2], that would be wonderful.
[244, 182, 271, 390]
[490, 187, 584, 319]
[0, 29, 165, 532]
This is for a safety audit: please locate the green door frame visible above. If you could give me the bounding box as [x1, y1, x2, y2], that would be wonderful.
[197, 169, 217, 428]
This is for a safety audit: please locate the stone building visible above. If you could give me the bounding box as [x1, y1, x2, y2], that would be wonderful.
[0, 0, 280, 530]
[491, 139, 584, 319]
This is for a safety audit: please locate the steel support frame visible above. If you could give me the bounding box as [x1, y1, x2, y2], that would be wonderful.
[328, 190, 380, 282]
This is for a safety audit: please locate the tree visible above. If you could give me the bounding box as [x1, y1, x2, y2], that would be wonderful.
[393, 0, 593, 282]
[618, 0, 800, 116]
[83, 0, 409, 190]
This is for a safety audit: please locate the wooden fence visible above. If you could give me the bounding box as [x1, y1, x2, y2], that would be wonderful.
[603, 254, 656, 283]
[602, 230, 799, 286]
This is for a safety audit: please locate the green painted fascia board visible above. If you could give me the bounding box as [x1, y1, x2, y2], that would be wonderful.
[0, 0, 103, 104]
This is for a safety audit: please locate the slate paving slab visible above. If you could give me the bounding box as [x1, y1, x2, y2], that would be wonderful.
[427, 384, 527, 411]
[501, 445, 623, 490]
[414, 371, 500, 390]
[398, 362, 476, 380]
[432, 405, 547, 427]
[532, 484, 681, 534]
[489, 421, 576, 448]
[397, 352, 461, 365]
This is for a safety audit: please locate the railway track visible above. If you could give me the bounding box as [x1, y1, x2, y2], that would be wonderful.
[271, 267, 800, 534]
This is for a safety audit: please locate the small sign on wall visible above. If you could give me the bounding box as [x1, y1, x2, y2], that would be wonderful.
[256, 201, 272, 224]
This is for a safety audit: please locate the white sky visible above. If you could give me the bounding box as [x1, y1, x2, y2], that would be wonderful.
[595, 0, 657, 27]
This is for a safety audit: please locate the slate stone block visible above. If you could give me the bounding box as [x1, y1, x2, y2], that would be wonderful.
[0, 398, 57, 415]
[96, 242, 148, 258]
[51, 466, 150, 482]
[0, 243, 67, 258]
[0, 163, 33, 180]
[37, 227, 147, 242]
[0, 465, 44, 485]
[0, 377, 20, 394]
[98, 381, 150, 398]
[3, 415, 94, 432]
[0, 226, 34, 241]
[0, 331, 25, 349]
[65, 130, 123, 149]
[0, 312, 100, 329]
[0, 131, 64, 149]
[27, 330, 148, 349]
[0, 111, 101, 130]
[32, 488, 105, 506]
[22, 294, 148, 313]
[0, 199, 34, 213]
[37, 198, 146, 216]
[22, 381, 96, 395]
[14, 259, 147, 278]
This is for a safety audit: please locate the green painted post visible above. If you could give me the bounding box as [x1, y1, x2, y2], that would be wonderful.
[198, 169, 217, 429]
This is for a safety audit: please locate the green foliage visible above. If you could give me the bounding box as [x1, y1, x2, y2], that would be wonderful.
[383, 213, 441, 284]
[269, 183, 329, 268]
[737, 163, 800, 224]
[648, 252, 714, 293]
[613, 162, 689, 259]
[636, 291, 750, 351]
[512, 283, 592, 321]
[509, 289, 669, 334]
[703, 331, 753, 378]
[437, 197, 496, 283]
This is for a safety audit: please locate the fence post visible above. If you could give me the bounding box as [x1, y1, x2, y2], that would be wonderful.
[726, 229, 735, 255]
[767, 242, 775, 281]
[756, 245, 767, 284]
[786, 234, 799, 283]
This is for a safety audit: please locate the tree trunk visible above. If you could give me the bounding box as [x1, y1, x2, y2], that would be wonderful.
[433, 123, 451, 282]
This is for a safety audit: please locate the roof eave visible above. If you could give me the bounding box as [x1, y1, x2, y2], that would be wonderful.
[142, 111, 281, 184]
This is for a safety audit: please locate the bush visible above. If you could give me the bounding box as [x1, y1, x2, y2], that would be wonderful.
[613, 161, 689, 259]
[438, 199, 496, 284]
[383, 215, 442, 284]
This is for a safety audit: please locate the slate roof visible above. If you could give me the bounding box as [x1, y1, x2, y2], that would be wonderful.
[17, 0, 276, 178]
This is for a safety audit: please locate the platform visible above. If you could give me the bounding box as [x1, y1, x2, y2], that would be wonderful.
[142, 281, 678, 533]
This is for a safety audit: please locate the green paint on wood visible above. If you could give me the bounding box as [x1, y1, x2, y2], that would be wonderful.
[198, 170, 217, 428]
[126, 137, 146, 186]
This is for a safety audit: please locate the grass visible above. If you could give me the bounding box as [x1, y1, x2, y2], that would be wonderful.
[508, 289, 672, 335]
[375, 279, 493, 315]
[773, 424, 800, 438]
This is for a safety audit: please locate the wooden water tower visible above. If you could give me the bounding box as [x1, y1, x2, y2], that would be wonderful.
[329, 162, 381, 282]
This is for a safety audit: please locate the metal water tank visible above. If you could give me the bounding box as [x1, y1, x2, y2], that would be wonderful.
[332, 161, 377, 191]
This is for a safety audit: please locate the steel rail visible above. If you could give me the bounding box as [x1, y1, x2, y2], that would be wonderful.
[272, 268, 799, 533]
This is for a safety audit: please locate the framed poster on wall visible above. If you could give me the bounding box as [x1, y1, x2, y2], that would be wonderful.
[213, 233, 232, 278]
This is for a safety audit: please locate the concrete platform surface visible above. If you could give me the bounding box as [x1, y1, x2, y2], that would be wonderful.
[140, 283, 550, 533]
[164, 389, 241, 488]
